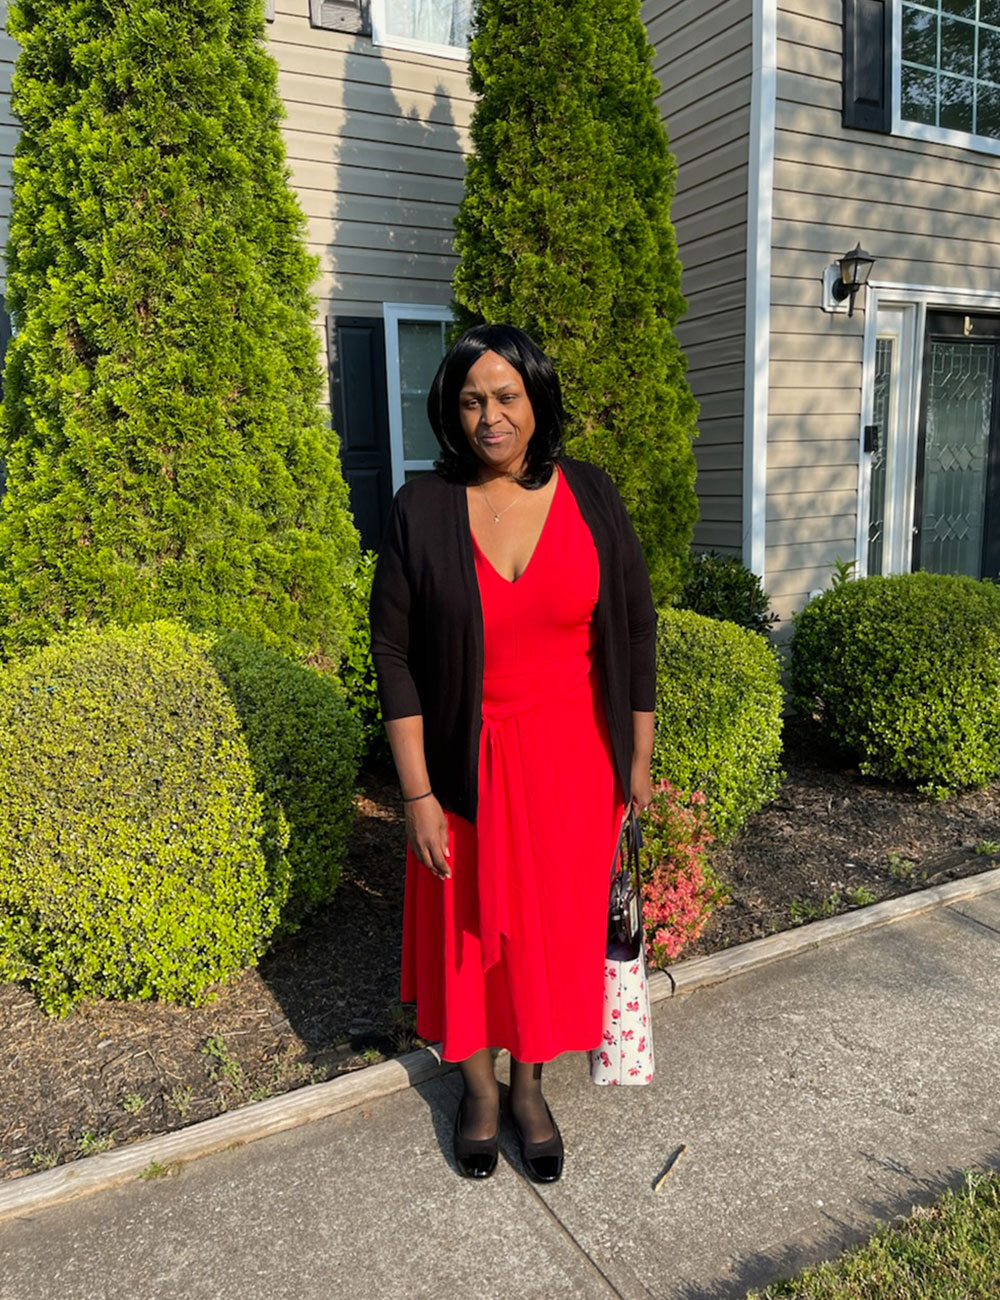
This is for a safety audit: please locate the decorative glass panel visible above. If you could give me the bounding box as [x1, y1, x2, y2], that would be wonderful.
[383, 0, 473, 49]
[398, 320, 448, 461]
[919, 341, 994, 577]
[868, 338, 895, 577]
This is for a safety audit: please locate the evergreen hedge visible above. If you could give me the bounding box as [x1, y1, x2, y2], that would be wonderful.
[0, 0, 358, 663]
[791, 573, 1000, 796]
[652, 608, 784, 840]
[452, 0, 699, 604]
[0, 621, 359, 1014]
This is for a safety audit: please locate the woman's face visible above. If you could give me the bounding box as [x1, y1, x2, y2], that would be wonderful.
[458, 350, 536, 479]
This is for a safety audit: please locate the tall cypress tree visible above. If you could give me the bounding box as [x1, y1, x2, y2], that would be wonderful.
[0, 0, 358, 662]
[453, 0, 698, 604]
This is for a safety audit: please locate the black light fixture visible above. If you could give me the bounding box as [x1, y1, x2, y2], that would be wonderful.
[829, 242, 876, 317]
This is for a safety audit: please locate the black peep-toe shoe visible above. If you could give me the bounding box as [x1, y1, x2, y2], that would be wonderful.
[453, 1097, 500, 1179]
[511, 1101, 564, 1183]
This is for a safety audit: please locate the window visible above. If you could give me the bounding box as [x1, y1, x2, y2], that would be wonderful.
[899, 1, 1000, 142]
[843, 1, 1000, 152]
[371, 0, 473, 59]
[383, 304, 452, 491]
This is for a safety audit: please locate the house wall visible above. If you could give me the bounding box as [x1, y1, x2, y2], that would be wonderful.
[768, 0, 1000, 620]
[648, 0, 753, 554]
[270, 0, 471, 324]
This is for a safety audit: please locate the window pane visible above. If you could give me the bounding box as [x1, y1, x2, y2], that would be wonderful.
[977, 80, 1000, 133]
[940, 72, 975, 129]
[942, 0, 976, 17]
[920, 341, 994, 577]
[941, 15, 972, 76]
[940, 15, 976, 76]
[983, 0, 1000, 25]
[902, 5, 938, 66]
[978, 26, 1000, 82]
[868, 337, 895, 578]
[398, 320, 447, 461]
[384, 0, 473, 48]
[902, 66, 939, 123]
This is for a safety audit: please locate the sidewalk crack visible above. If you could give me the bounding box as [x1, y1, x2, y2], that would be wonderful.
[517, 1170, 639, 1299]
[941, 906, 1000, 940]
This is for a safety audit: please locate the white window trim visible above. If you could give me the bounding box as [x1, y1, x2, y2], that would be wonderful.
[858, 280, 1000, 576]
[370, 0, 469, 61]
[892, 0, 1000, 158]
[383, 303, 453, 494]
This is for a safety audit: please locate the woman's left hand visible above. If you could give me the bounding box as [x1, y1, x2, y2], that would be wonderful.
[630, 758, 653, 815]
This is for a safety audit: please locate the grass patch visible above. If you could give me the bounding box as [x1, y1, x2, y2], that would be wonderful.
[749, 1168, 1000, 1298]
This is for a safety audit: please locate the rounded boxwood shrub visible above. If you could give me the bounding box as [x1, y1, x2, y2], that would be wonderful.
[0, 620, 360, 1014]
[652, 608, 784, 840]
[791, 573, 1000, 796]
[208, 629, 360, 927]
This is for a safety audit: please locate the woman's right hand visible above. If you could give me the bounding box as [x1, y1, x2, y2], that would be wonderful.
[405, 795, 451, 879]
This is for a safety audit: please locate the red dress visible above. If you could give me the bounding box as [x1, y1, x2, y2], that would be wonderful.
[401, 470, 625, 1062]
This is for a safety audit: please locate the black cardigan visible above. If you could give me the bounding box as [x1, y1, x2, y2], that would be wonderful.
[369, 456, 657, 822]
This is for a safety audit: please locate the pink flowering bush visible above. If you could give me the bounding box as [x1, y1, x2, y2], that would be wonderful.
[640, 779, 728, 968]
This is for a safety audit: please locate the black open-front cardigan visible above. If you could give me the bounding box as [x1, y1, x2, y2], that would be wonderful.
[369, 456, 657, 823]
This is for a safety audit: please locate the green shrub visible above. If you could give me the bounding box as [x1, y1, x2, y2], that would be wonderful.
[0, 620, 360, 1013]
[338, 550, 386, 760]
[652, 608, 784, 840]
[791, 573, 1000, 796]
[208, 630, 360, 926]
[681, 551, 778, 635]
[0, 0, 359, 662]
[452, 0, 699, 604]
[0, 622, 282, 1013]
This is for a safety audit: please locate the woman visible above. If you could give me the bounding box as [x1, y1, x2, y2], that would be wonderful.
[370, 324, 655, 1182]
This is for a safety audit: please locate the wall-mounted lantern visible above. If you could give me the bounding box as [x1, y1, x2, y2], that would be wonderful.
[822, 243, 877, 318]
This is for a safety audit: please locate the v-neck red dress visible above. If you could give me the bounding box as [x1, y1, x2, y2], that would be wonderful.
[401, 471, 625, 1062]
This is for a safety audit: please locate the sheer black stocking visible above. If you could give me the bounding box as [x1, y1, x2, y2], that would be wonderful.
[508, 1058, 555, 1144]
[457, 1049, 500, 1140]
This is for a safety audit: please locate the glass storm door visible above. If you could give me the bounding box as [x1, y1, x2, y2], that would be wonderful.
[913, 313, 1000, 580]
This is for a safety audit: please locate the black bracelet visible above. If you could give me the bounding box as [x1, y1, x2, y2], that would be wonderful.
[402, 790, 433, 803]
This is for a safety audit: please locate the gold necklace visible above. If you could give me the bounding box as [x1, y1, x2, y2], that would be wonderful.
[479, 480, 521, 524]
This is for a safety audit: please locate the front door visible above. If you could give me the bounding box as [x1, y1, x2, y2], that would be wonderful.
[912, 311, 1000, 581]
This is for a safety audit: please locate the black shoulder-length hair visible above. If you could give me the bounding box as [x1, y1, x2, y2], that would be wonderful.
[426, 323, 564, 488]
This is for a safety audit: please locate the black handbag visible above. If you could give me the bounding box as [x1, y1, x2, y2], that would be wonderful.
[607, 807, 643, 958]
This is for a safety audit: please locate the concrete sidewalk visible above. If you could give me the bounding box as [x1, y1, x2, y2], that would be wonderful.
[1, 886, 999, 1300]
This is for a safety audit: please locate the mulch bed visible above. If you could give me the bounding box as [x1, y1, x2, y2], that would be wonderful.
[2, 718, 998, 1180]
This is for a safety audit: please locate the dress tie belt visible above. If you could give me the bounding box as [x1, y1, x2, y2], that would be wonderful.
[476, 661, 594, 972]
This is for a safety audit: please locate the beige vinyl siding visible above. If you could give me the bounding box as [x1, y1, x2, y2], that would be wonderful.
[270, 0, 472, 324]
[0, 0, 15, 296]
[767, 0, 1000, 619]
[646, 0, 752, 554]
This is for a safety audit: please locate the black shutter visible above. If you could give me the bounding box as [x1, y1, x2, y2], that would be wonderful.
[310, 0, 371, 35]
[329, 316, 392, 552]
[843, 0, 892, 133]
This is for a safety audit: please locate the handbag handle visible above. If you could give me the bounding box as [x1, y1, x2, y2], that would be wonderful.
[608, 806, 643, 949]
